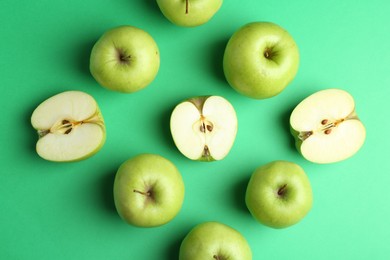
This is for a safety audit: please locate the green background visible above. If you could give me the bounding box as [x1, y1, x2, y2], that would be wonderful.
[1, 0, 389, 259]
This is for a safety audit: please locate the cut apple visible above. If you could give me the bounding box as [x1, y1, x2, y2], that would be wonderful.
[290, 88, 366, 164]
[170, 96, 238, 161]
[31, 91, 106, 162]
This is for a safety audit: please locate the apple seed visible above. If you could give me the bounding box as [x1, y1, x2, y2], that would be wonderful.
[324, 129, 332, 134]
[199, 120, 214, 133]
[200, 123, 205, 133]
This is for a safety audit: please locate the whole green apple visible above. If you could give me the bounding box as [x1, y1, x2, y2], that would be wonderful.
[90, 25, 160, 93]
[245, 161, 312, 228]
[290, 88, 366, 164]
[179, 221, 252, 260]
[113, 154, 184, 227]
[156, 0, 222, 27]
[223, 22, 299, 99]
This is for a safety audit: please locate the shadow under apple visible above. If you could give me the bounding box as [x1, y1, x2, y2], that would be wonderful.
[279, 104, 297, 152]
[164, 232, 186, 260]
[76, 38, 97, 79]
[159, 103, 184, 158]
[100, 169, 118, 215]
[139, 0, 164, 16]
[207, 37, 230, 85]
[232, 174, 252, 215]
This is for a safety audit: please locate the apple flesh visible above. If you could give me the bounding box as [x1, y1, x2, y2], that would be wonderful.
[90, 25, 160, 93]
[156, 0, 222, 27]
[31, 91, 105, 162]
[290, 88, 366, 164]
[170, 96, 238, 161]
[179, 221, 252, 260]
[245, 161, 313, 229]
[113, 154, 185, 227]
[223, 22, 299, 99]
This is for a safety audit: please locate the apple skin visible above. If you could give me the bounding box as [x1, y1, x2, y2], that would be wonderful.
[179, 221, 252, 260]
[245, 161, 313, 229]
[223, 22, 299, 99]
[156, 0, 222, 27]
[90, 25, 160, 93]
[113, 154, 184, 227]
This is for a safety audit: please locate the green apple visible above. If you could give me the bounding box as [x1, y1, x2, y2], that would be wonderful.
[170, 95, 237, 161]
[179, 221, 252, 260]
[290, 89, 366, 164]
[113, 154, 185, 227]
[245, 161, 312, 229]
[90, 25, 160, 93]
[156, 0, 222, 27]
[223, 22, 300, 99]
[31, 91, 105, 162]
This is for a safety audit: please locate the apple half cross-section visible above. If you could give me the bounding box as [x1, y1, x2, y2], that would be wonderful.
[31, 91, 106, 162]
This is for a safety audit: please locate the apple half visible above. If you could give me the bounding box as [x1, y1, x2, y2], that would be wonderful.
[170, 96, 238, 161]
[31, 91, 105, 162]
[290, 88, 366, 164]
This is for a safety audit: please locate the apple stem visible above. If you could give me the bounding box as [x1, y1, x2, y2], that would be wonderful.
[185, 0, 189, 14]
[263, 48, 274, 59]
[277, 184, 287, 196]
[119, 54, 131, 63]
[133, 189, 151, 196]
[213, 255, 220, 260]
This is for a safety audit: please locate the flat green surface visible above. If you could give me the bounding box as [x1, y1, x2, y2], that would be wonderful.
[1, 0, 389, 259]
